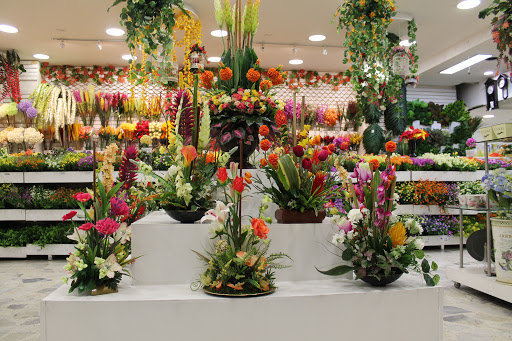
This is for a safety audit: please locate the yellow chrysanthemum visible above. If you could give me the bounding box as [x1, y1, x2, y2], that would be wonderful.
[388, 222, 407, 248]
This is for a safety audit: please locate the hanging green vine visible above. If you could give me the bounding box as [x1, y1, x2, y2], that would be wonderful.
[479, 0, 512, 70]
[109, 0, 187, 86]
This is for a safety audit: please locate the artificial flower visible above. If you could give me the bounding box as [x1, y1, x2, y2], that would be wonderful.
[302, 157, 312, 170]
[181, 145, 198, 167]
[97, 254, 123, 279]
[260, 139, 271, 151]
[233, 176, 246, 194]
[260, 158, 268, 167]
[268, 153, 279, 168]
[293, 145, 305, 157]
[217, 167, 228, 184]
[385, 141, 396, 152]
[259, 125, 269, 136]
[73, 192, 91, 202]
[62, 211, 77, 221]
[95, 217, 120, 235]
[79, 222, 95, 231]
[388, 222, 407, 248]
[251, 217, 270, 239]
[110, 197, 130, 216]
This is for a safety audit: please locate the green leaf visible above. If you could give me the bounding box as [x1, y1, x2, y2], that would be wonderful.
[315, 265, 353, 276]
[362, 123, 384, 156]
[414, 249, 425, 259]
[421, 258, 430, 273]
[431, 261, 438, 271]
[423, 274, 435, 286]
[433, 274, 440, 286]
[342, 247, 354, 261]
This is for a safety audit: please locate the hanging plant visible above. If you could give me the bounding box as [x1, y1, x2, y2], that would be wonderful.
[334, 0, 402, 109]
[479, 0, 512, 71]
[109, 0, 186, 86]
[0, 50, 25, 103]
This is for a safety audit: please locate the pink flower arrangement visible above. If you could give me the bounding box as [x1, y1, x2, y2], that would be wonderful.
[95, 218, 120, 235]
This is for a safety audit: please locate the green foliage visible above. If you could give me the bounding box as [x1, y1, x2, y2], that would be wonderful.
[0, 223, 74, 248]
[407, 99, 432, 125]
[442, 100, 471, 123]
[384, 102, 408, 135]
[363, 123, 385, 155]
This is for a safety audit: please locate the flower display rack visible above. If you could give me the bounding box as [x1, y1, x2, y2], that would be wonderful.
[0, 244, 75, 260]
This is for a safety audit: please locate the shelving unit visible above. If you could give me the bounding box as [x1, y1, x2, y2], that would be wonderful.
[446, 137, 512, 303]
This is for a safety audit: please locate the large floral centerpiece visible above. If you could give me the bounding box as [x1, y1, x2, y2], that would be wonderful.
[135, 90, 231, 221]
[318, 161, 439, 286]
[201, 0, 286, 168]
[254, 124, 346, 223]
[63, 144, 144, 294]
[194, 163, 290, 295]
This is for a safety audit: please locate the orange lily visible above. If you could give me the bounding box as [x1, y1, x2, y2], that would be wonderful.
[181, 145, 198, 167]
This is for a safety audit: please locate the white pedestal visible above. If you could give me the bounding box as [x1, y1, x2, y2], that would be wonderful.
[132, 211, 348, 285]
[41, 278, 443, 341]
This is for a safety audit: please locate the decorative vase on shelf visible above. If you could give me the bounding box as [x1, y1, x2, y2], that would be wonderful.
[165, 209, 207, 224]
[217, 122, 260, 169]
[490, 218, 512, 285]
[408, 139, 417, 157]
[274, 209, 326, 224]
[360, 270, 403, 287]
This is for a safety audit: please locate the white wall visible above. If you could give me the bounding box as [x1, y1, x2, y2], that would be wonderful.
[406, 84, 457, 105]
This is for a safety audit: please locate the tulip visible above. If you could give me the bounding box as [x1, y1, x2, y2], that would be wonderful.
[293, 145, 304, 157]
[318, 149, 329, 161]
[302, 157, 313, 170]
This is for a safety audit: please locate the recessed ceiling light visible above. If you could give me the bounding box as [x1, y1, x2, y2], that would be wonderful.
[309, 34, 326, 42]
[122, 54, 137, 61]
[484, 71, 494, 76]
[106, 28, 125, 36]
[289, 59, 303, 65]
[208, 57, 221, 62]
[483, 114, 495, 118]
[0, 24, 18, 33]
[33, 54, 50, 60]
[399, 40, 416, 47]
[440, 54, 492, 75]
[457, 0, 481, 10]
[211, 30, 228, 37]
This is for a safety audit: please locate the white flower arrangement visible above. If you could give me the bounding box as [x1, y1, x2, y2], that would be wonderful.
[6, 127, 24, 144]
[23, 127, 44, 145]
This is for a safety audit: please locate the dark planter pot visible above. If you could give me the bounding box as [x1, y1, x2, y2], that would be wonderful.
[360, 271, 403, 286]
[218, 124, 259, 169]
[165, 210, 206, 224]
[408, 139, 417, 157]
[274, 209, 326, 224]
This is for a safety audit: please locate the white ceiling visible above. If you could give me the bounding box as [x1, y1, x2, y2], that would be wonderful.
[0, 0, 505, 87]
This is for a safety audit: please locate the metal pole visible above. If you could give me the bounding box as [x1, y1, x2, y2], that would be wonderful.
[459, 207, 463, 268]
[292, 93, 297, 146]
[485, 141, 492, 276]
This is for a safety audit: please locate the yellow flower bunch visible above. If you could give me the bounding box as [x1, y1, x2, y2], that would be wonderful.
[350, 132, 362, 145]
[120, 123, 137, 140]
[172, 10, 203, 87]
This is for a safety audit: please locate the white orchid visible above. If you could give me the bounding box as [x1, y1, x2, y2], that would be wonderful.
[201, 200, 233, 232]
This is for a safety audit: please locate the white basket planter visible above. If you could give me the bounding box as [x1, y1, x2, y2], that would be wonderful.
[0, 209, 26, 220]
[0, 172, 24, 184]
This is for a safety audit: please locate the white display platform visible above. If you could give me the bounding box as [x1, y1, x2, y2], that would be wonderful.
[132, 211, 348, 285]
[447, 266, 512, 303]
[41, 277, 443, 341]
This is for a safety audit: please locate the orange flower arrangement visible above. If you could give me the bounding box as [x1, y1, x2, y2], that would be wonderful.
[259, 125, 269, 136]
[385, 141, 396, 153]
[200, 70, 214, 89]
[205, 152, 216, 164]
[246, 68, 261, 83]
[267, 65, 284, 86]
[260, 80, 272, 91]
[275, 109, 287, 127]
[268, 153, 279, 168]
[259, 139, 271, 151]
[219, 62, 233, 81]
[324, 108, 338, 127]
[267, 67, 280, 79]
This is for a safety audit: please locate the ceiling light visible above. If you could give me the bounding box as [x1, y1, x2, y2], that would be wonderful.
[440, 54, 492, 75]
[323, 47, 328, 56]
[0, 24, 18, 33]
[208, 57, 221, 62]
[122, 54, 136, 61]
[309, 34, 326, 42]
[399, 39, 416, 47]
[484, 71, 494, 76]
[33, 54, 50, 60]
[106, 28, 125, 36]
[483, 114, 495, 118]
[97, 41, 102, 51]
[457, 0, 481, 10]
[289, 59, 303, 65]
[211, 30, 228, 37]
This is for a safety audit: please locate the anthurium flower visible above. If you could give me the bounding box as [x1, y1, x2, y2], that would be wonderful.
[181, 145, 198, 166]
[259, 279, 270, 291]
[236, 251, 247, 258]
[246, 255, 259, 267]
[217, 167, 228, 184]
[62, 211, 77, 221]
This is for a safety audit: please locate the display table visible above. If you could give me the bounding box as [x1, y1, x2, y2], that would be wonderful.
[41, 278, 443, 341]
[131, 211, 348, 284]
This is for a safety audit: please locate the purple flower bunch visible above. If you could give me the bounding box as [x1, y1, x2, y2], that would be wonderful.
[77, 155, 97, 171]
[466, 138, 477, 149]
[315, 104, 327, 125]
[283, 99, 301, 120]
[445, 183, 459, 205]
[333, 136, 350, 148]
[17, 100, 38, 119]
[411, 158, 434, 167]
[421, 215, 459, 236]
[489, 159, 510, 168]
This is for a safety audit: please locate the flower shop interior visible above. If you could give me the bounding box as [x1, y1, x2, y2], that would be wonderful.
[1, 0, 512, 340]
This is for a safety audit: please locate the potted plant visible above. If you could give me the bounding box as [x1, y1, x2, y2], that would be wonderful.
[481, 169, 512, 284]
[459, 181, 486, 209]
[193, 164, 291, 296]
[317, 161, 439, 286]
[465, 137, 477, 157]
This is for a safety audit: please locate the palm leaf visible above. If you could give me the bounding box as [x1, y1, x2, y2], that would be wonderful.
[363, 123, 384, 154]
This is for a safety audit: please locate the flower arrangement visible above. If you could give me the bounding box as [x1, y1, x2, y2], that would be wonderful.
[399, 126, 429, 141]
[62, 143, 144, 294]
[0, 50, 25, 104]
[318, 161, 439, 286]
[193, 164, 291, 295]
[479, 1, 512, 70]
[466, 138, 477, 150]
[459, 181, 485, 195]
[482, 168, 512, 216]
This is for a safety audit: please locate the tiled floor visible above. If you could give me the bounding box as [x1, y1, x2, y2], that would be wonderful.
[0, 247, 511, 341]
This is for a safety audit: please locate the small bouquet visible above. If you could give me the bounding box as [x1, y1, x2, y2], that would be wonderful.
[399, 126, 429, 142]
[318, 161, 439, 286]
[194, 164, 291, 295]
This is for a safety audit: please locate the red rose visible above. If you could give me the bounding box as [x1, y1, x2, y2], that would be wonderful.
[233, 176, 246, 194]
[217, 168, 228, 184]
[62, 211, 77, 221]
[293, 145, 304, 157]
[302, 157, 313, 170]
